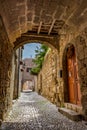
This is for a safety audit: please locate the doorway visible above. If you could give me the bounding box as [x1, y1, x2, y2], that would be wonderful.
[67, 45, 81, 105]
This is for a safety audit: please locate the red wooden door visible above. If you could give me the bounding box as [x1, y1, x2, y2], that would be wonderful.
[67, 46, 81, 105]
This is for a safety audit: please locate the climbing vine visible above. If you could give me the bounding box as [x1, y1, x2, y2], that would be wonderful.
[31, 44, 48, 75]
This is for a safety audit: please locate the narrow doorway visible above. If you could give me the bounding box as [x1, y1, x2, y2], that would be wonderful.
[67, 45, 81, 105]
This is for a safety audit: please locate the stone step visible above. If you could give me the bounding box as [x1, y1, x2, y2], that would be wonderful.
[58, 107, 83, 121]
[64, 103, 82, 114]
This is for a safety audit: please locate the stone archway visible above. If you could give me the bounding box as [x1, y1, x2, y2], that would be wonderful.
[13, 33, 59, 50]
[22, 80, 34, 91]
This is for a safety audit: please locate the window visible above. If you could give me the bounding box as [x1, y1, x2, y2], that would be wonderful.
[26, 68, 31, 73]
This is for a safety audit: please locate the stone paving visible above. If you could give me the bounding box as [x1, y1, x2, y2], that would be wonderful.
[1, 91, 87, 130]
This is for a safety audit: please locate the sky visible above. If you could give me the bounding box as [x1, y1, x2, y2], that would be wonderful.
[22, 43, 41, 59]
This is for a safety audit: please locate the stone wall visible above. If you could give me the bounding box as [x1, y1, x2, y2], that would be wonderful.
[37, 48, 62, 106]
[0, 16, 13, 120]
[74, 31, 87, 118]
[13, 48, 22, 99]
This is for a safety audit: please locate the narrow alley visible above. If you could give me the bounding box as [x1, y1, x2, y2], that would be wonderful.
[1, 91, 87, 130]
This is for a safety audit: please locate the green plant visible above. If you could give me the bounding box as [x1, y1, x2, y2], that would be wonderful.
[31, 44, 48, 75]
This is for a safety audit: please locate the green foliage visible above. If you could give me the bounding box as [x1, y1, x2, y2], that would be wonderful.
[31, 44, 48, 75]
[31, 67, 40, 75]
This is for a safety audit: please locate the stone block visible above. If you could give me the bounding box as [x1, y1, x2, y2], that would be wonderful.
[58, 108, 82, 121]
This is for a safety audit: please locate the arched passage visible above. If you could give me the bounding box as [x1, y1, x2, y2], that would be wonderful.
[22, 80, 34, 91]
[0, 0, 87, 124]
[12, 39, 59, 101]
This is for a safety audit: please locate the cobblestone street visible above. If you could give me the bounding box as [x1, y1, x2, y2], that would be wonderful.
[1, 91, 87, 130]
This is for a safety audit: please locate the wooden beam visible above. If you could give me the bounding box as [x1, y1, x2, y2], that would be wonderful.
[22, 33, 54, 38]
[48, 19, 56, 35]
[37, 21, 42, 34]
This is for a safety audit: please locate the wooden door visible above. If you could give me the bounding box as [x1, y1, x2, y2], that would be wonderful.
[67, 46, 81, 105]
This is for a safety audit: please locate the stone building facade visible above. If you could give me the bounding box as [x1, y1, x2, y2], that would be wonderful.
[21, 58, 36, 91]
[0, 0, 87, 122]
